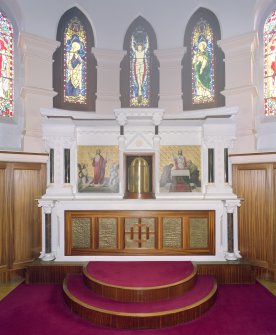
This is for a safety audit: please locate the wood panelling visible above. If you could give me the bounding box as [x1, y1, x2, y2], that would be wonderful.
[0, 162, 46, 282]
[0, 164, 8, 272]
[26, 261, 255, 284]
[26, 262, 83, 284]
[232, 163, 276, 277]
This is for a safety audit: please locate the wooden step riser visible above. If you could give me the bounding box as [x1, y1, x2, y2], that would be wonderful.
[63, 282, 217, 329]
[83, 270, 197, 302]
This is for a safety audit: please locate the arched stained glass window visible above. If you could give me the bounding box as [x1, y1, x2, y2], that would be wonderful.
[121, 16, 159, 108]
[264, 10, 276, 116]
[191, 18, 214, 105]
[130, 26, 150, 107]
[53, 7, 96, 111]
[0, 10, 13, 117]
[182, 8, 224, 110]
[64, 17, 87, 105]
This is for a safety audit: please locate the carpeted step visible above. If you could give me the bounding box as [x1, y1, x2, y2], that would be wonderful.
[83, 261, 197, 302]
[63, 274, 217, 329]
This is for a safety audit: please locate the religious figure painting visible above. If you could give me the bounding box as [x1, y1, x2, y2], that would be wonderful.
[160, 146, 201, 193]
[77, 146, 119, 193]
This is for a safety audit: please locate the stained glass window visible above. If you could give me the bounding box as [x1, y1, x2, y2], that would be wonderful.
[64, 17, 87, 105]
[191, 18, 215, 105]
[0, 11, 13, 117]
[130, 26, 150, 107]
[264, 10, 276, 116]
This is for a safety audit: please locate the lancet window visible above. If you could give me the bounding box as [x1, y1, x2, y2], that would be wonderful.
[0, 10, 13, 117]
[53, 7, 96, 111]
[263, 10, 276, 116]
[121, 16, 159, 108]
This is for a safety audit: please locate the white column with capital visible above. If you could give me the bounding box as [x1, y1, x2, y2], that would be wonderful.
[223, 199, 242, 260]
[19, 32, 60, 152]
[92, 48, 126, 113]
[154, 47, 186, 113]
[218, 32, 258, 153]
[38, 200, 56, 261]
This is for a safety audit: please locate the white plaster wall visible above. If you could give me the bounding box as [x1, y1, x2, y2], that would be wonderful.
[16, 0, 257, 48]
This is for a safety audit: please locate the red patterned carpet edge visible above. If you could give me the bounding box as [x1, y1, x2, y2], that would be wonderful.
[1, 282, 276, 335]
[85, 261, 195, 287]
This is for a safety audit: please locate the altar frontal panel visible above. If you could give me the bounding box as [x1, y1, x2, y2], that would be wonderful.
[65, 210, 215, 256]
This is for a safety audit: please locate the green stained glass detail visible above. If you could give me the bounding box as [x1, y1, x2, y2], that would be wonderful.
[191, 18, 215, 105]
[0, 12, 13, 117]
[264, 10, 276, 116]
[64, 17, 87, 104]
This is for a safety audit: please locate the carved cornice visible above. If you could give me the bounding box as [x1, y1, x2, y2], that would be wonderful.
[114, 108, 165, 126]
[92, 48, 126, 66]
[218, 31, 258, 58]
[154, 47, 186, 64]
[19, 32, 60, 61]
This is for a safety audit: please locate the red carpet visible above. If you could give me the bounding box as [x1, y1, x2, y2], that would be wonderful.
[1, 282, 276, 334]
[66, 274, 214, 312]
[85, 261, 194, 286]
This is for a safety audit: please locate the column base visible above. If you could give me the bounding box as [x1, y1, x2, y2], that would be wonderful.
[225, 252, 238, 261]
[40, 253, 56, 261]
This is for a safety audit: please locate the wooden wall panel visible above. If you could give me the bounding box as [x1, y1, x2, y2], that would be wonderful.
[232, 163, 275, 276]
[0, 165, 8, 271]
[0, 161, 46, 281]
[13, 166, 44, 265]
[273, 166, 276, 269]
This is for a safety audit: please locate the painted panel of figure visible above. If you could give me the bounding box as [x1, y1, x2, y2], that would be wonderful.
[130, 27, 150, 107]
[64, 17, 87, 104]
[77, 146, 119, 193]
[264, 10, 276, 116]
[192, 19, 214, 105]
[0, 12, 13, 117]
[160, 146, 201, 193]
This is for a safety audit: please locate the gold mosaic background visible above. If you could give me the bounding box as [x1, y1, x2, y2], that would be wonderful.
[77, 145, 119, 177]
[160, 145, 201, 175]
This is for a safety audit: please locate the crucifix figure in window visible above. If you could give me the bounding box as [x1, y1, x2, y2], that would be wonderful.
[131, 33, 149, 103]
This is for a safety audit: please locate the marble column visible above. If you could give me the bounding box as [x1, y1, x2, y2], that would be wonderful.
[224, 199, 242, 260]
[38, 200, 56, 261]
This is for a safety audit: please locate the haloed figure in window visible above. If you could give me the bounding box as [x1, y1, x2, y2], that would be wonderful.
[66, 40, 84, 97]
[192, 40, 211, 100]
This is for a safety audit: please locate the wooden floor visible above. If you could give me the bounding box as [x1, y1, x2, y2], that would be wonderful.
[0, 278, 24, 300]
[257, 278, 276, 296]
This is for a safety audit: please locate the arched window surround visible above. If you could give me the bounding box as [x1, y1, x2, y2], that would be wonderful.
[182, 8, 225, 111]
[53, 7, 97, 111]
[120, 16, 159, 108]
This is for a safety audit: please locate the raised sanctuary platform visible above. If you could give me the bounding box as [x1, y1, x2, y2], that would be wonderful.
[63, 261, 217, 329]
